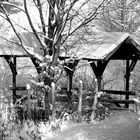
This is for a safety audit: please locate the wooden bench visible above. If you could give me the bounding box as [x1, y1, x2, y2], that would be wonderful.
[9, 86, 26, 91]
[101, 90, 136, 108]
[102, 90, 136, 95]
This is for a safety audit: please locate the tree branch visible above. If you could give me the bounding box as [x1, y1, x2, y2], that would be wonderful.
[36, 0, 46, 36]
[61, 0, 106, 45]
[23, 0, 45, 49]
[0, 5, 43, 62]
[0, 1, 25, 13]
[53, 0, 78, 46]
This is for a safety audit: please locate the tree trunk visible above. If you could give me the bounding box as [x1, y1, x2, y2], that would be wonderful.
[44, 0, 65, 121]
[43, 0, 55, 121]
[45, 91, 50, 121]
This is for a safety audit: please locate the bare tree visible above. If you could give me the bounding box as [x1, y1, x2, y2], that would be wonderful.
[0, 0, 109, 120]
[98, 0, 140, 32]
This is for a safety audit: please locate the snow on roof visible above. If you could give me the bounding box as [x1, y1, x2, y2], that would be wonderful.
[0, 32, 139, 61]
[0, 40, 43, 62]
[0, 40, 27, 56]
[0, 3, 140, 60]
[60, 32, 140, 60]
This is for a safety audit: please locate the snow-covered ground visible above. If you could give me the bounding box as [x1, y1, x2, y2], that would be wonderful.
[46, 110, 140, 140]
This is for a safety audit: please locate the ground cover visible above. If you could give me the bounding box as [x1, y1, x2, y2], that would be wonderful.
[46, 110, 140, 140]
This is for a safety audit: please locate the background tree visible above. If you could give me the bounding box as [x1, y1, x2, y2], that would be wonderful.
[98, 0, 140, 32]
[96, 0, 140, 91]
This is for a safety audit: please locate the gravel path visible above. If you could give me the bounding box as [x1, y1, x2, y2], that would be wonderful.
[46, 110, 140, 140]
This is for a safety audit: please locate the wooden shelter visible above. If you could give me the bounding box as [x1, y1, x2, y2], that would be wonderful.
[60, 32, 140, 108]
[0, 32, 140, 108]
[0, 41, 40, 103]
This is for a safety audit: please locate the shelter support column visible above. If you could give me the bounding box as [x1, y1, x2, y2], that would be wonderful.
[12, 56, 17, 104]
[68, 73, 73, 94]
[64, 60, 79, 99]
[125, 59, 138, 108]
[4, 56, 17, 104]
[125, 59, 130, 108]
[90, 60, 108, 91]
[90, 60, 108, 120]
[96, 76, 102, 91]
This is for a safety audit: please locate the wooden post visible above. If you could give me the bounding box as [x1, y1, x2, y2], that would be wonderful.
[97, 76, 102, 91]
[78, 80, 83, 123]
[65, 68, 73, 99]
[68, 73, 73, 97]
[27, 84, 31, 120]
[125, 59, 130, 108]
[90, 61, 108, 121]
[69, 74, 73, 92]
[45, 90, 50, 121]
[65, 68, 74, 100]
[91, 78, 100, 120]
[13, 56, 16, 104]
[51, 82, 56, 121]
[64, 60, 79, 100]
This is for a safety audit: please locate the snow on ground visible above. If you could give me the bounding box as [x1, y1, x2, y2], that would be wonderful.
[45, 110, 140, 140]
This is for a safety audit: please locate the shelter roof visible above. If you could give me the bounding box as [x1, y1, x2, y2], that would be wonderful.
[0, 41, 27, 57]
[0, 32, 140, 61]
[0, 40, 43, 61]
[60, 32, 140, 60]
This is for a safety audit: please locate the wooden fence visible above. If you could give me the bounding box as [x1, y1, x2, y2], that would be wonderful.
[8, 84, 137, 122]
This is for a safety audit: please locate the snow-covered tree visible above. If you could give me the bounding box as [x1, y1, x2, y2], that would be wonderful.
[0, 0, 109, 120]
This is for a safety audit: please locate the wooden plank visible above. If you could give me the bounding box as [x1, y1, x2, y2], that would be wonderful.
[99, 99, 135, 104]
[78, 80, 83, 123]
[0, 55, 29, 57]
[61, 87, 67, 91]
[27, 84, 31, 119]
[102, 90, 135, 95]
[109, 107, 132, 110]
[52, 82, 56, 121]
[56, 95, 68, 102]
[83, 107, 93, 111]
[125, 59, 130, 108]
[15, 94, 22, 98]
[9, 87, 26, 91]
[13, 56, 17, 104]
[83, 94, 94, 100]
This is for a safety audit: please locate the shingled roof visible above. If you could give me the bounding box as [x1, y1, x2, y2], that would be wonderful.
[0, 41, 26, 56]
[60, 32, 140, 60]
[0, 32, 140, 61]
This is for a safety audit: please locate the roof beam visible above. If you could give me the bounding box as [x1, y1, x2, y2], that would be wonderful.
[90, 60, 109, 91]
[90, 60, 109, 78]
[4, 56, 17, 103]
[4, 56, 17, 75]
[64, 60, 79, 99]
[124, 59, 138, 78]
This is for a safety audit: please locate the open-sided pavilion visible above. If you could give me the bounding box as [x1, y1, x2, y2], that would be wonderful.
[0, 32, 140, 108]
[0, 40, 40, 103]
[60, 32, 140, 108]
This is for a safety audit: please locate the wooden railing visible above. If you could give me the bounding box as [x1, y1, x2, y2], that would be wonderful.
[101, 90, 136, 95]
[101, 90, 136, 108]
